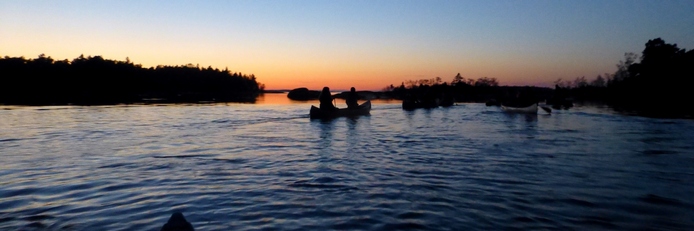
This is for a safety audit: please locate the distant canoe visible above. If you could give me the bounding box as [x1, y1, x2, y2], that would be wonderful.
[402, 99, 438, 110]
[310, 100, 371, 119]
[547, 97, 574, 109]
[500, 103, 538, 114]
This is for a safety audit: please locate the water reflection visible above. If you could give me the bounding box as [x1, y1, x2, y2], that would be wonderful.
[314, 119, 335, 148]
[2, 102, 694, 230]
[404, 109, 416, 124]
[256, 92, 318, 105]
[498, 112, 539, 140]
[345, 117, 361, 154]
[501, 112, 537, 124]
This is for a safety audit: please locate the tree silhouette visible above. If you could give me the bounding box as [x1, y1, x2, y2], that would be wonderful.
[558, 37, 692, 117]
[0, 54, 262, 105]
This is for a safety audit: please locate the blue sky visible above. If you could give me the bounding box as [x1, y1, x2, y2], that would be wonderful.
[2, 0, 693, 90]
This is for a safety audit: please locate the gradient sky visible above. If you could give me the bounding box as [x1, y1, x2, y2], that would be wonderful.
[2, 0, 693, 90]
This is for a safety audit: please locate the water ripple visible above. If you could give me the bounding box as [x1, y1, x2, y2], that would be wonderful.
[1, 103, 693, 230]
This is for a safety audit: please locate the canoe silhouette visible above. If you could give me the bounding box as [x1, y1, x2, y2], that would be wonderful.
[310, 100, 371, 119]
[500, 103, 538, 114]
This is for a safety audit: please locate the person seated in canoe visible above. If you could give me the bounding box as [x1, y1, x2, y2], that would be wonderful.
[319, 86, 338, 111]
[346, 87, 360, 109]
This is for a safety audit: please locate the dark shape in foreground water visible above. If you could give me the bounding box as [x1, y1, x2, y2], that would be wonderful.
[161, 212, 194, 231]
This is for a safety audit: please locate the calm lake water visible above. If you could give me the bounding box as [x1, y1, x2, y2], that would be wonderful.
[1, 93, 693, 231]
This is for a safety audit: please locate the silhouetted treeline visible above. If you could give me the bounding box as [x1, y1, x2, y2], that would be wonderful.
[382, 37, 692, 117]
[382, 74, 552, 104]
[0, 54, 263, 105]
[551, 38, 693, 117]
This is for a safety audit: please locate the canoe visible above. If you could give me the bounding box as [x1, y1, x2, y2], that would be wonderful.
[402, 99, 439, 110]
[403, 100, 428, 110]
[310, 100, 371, 119]
[500, 103, 538, 114]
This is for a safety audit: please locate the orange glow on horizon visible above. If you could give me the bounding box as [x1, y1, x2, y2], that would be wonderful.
[4, 1, 689, 93]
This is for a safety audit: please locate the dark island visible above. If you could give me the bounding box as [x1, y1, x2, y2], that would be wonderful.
[381, 75, 553, 108]
[379, 37, 692, 118]
[563, 38, 692, 118]
[286, 87, 321, 100]
[0, 54, 264, 105]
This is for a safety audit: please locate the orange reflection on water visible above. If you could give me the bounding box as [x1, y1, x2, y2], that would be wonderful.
[255, 93, 318, 105]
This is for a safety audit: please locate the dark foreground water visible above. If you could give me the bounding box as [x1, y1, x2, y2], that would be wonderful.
[1, 96, 694, 230]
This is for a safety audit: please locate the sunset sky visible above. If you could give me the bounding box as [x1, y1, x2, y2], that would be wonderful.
[2, 0, 693, 91]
